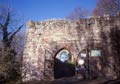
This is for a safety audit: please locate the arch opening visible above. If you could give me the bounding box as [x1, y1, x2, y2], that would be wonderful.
[54, 48, 75, 79]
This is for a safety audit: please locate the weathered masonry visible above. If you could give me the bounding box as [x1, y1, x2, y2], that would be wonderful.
[22, 14, 120, 81]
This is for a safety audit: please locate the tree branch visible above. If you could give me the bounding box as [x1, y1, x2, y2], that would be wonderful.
[0, 23, 4, 30]
[9, 25, 23, 42]
[3, 12, 10, 29]
[8, 32, 12, 36]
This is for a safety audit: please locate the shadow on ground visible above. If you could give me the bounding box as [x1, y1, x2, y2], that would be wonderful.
[24, 77, 120, 84]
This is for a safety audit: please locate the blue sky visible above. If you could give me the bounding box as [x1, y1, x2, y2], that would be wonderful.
[0, 0, 98, 22]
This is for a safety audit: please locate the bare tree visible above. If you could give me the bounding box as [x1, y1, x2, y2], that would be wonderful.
[66, 7, 90, 21]
[0, 4, 23, 84]
[11, 31, 25, 56]
[0, 6, 23, 50]
[93, 0, 120, 16]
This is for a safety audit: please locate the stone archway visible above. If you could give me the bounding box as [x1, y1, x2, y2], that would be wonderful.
[54, 48, 75, 79]
[55, 48, 70, 62]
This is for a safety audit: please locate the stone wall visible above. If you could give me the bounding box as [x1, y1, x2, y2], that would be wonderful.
[22, 19, 80, 81]
[22, 14, 120, 81]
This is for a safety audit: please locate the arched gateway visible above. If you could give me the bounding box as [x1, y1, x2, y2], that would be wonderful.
[22, 15, 120, 82]
[54, 48, 75, 79]
[22, 19, 80, 82]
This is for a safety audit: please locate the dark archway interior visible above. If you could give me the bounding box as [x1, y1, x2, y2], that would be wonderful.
[54, 58, 75, 79]
[54, 48, 75, 79]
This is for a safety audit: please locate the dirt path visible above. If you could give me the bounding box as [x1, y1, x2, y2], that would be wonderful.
[25, 77, 120, 84]
[31, 77, 108, 84]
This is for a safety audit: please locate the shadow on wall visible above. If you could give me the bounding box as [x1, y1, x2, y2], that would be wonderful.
[54, 58, 75, 79]
[110, 26, 120, 78]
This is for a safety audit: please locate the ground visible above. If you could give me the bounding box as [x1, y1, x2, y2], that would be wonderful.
[24, 76, 120, 84]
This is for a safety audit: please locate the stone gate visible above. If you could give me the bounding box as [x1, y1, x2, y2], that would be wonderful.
[22, 14, 120, 82]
